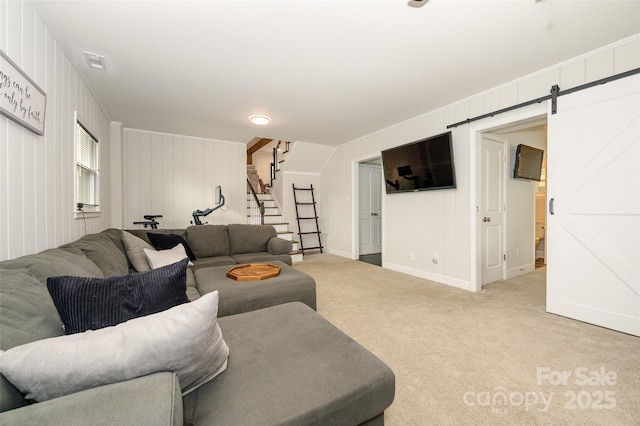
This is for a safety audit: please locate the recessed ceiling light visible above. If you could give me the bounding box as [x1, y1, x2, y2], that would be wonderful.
[249, 115, 271, 125]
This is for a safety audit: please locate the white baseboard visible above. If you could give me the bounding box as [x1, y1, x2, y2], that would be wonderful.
[383, 262, 473, 292]
[507, 263, 536, 279]
[324, 247, 353, 259]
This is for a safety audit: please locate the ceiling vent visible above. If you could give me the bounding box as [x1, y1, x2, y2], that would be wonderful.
[83, 51, 107, 71]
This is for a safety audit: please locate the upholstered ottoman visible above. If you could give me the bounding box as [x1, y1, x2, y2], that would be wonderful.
[183, 302, 396, 425]
[193, 261, 316, 317]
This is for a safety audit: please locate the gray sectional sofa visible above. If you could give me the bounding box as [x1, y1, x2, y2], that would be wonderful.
[0, 225, 395, 425]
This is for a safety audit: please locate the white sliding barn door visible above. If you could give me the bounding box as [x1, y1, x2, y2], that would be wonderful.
[547, 74, 640, 337]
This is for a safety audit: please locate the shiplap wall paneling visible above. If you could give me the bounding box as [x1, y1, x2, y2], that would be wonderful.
[123, 129, 245, 230]
[0, 0, 111, 261]
[319, 35, 639, 290]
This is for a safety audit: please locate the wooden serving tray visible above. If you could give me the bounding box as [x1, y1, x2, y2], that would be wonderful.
[226, 264, 281, 281]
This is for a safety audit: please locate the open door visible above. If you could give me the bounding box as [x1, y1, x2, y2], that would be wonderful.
[547, 74, 640, 336]
[480, 135, 507, 285]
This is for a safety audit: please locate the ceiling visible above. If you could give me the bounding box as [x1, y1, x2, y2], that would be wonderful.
[33, 0, 639, 146]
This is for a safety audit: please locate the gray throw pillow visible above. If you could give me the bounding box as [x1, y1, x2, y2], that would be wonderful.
[0, 291, 229, 402]
[121, 231, 154, 272]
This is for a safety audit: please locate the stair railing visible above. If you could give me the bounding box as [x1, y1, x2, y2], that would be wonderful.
[270, 140, 283, 187]
[247, 178, 265, 225]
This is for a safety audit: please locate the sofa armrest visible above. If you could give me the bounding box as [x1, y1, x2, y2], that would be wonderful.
[0, 372, 183, 426]
[267, 237, 293, 255]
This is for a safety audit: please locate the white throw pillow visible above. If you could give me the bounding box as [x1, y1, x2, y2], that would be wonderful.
[144, 244, 193, 269]
[121, 231, 153, 272]
[0, 291, 229, 402]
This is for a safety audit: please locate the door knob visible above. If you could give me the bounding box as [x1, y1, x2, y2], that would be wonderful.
[483, 217, 491, 222]
[371, 212, 379, 216]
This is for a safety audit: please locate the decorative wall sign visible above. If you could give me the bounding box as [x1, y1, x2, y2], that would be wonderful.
[0, 49, 47, 136]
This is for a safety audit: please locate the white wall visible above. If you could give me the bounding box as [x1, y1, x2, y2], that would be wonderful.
[319, 35, 640, 290]
[0, 0, 112, 261]
[252, 150, 272, 191]
[122, 129, 246, 230]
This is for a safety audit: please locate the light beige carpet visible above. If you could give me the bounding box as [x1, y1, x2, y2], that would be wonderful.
[294, 254, 640, 426]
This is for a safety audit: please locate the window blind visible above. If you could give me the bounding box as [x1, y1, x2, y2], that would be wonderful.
[76, 122, 98, 206]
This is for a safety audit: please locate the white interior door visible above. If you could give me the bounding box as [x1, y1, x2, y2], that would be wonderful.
[481, 135, 507, 285]
[547, 74, 640, 337]
[359, 164, 382, 255]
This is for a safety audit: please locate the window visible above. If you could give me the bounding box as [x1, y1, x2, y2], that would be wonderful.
[75, 116, 99, 208]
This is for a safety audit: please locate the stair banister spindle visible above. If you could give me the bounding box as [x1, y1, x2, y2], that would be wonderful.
[246, 178, 265, 225]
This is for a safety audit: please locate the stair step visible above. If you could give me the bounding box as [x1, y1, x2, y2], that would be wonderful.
[270, 223, 289, 233]
[290, 251, 304, 263]
[277, 231, 294, 241]
[263, 215, 283, 224]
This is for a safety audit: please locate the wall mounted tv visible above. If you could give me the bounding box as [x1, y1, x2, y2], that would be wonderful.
[513, 144, 544, 181]
[381, 131, 456, 194]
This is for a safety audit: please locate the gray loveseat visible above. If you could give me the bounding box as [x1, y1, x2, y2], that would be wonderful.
[0, 225, 395, 425]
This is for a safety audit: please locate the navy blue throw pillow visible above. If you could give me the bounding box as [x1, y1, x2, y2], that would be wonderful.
[148, 233, 197, 261]
[47, 258, 190, 334]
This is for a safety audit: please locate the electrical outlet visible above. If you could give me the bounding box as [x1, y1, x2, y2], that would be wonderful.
[516, 248, 520, 256]
[433, 253, 439, 264]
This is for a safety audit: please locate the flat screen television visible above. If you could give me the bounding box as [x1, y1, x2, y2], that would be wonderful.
[513, 144, 544, 181]
[381, 132, 456, 194]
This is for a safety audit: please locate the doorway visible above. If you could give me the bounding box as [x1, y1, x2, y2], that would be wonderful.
[470, 109, 548, 291]
[354, 158, 383, 266]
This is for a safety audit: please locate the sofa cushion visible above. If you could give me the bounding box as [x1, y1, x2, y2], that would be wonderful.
[190, 256, 237, 271]
[47, 259, 190, 334]
[183, 302, 395, 425]
[0, 268, 65, 413]
[60, 233, 129, 277]
[0, 372, 183, 426]
[148, 232, 196, 261]
[0, 290, 229, 402]
[186, 225, 230, 257]
[121, 231, 153, 272]
[230, 252, 293, 267]
[0, 268, 65, 349]
[100, 228, 129, 258]
[227, 224, 276, 254]
[0, 248, 103, 285]
[144, 245, 192, 269]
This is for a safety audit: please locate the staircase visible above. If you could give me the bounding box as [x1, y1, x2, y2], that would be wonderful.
[246, 183, 303, 263]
